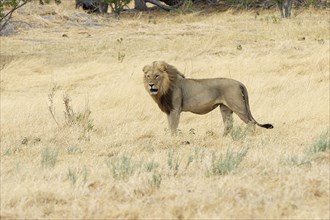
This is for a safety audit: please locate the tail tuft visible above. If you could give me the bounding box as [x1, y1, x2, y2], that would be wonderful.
[259, 123, 273, 129]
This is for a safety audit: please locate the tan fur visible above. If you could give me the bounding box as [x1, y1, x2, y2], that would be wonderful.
[143, 61, 273, 135]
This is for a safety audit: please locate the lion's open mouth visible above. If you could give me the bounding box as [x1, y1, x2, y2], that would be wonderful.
[150, 88, 158, 95]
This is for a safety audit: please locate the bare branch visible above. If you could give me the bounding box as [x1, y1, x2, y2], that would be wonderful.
[0, 0, 32, 32]
[47, 85, 59, 126]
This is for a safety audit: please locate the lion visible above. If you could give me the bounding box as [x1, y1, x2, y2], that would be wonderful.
[143, 61, 273, 136]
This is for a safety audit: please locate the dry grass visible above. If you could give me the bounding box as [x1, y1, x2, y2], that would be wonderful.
[1, 1, 329, 219]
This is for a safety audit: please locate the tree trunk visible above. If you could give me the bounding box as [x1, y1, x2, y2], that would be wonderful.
[160, 0, 180, 6]
[276, 0, 292, 18]
[134, 0, 148, 10]
[134, 0, 175, 11]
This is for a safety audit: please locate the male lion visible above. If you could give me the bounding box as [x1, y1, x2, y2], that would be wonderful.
[143, 61, 273, 136]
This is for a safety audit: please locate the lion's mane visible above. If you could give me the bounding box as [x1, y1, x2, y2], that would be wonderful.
[146, 61, 185, 114]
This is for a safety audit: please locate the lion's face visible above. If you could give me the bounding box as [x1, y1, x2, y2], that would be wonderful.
[143, 62, 169, 96]
[143, 71, 163, 95]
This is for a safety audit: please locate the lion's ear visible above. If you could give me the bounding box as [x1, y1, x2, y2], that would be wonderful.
[155, 61, 167, 72]
[143, 65, 151, 73]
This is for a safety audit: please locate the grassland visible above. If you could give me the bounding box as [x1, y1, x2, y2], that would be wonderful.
[0, 1, 329, 219]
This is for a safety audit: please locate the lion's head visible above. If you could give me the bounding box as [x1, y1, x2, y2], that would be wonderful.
[143, 61, 185, 114]
[143, 61, 184, 96]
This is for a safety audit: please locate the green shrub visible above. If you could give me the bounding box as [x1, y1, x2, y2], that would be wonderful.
[207, 146, 249, 176]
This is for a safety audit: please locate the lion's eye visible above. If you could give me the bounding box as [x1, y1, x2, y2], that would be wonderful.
[155, 75, 159, 79]
[146, 74, 150, 78]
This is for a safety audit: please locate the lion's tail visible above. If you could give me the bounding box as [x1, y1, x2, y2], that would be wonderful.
[257, 123, 274, 129]
[240, 85, 274, 129]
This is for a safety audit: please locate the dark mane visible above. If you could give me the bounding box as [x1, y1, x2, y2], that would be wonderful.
[152, 61, 185, 115]
[158, 89, 173, 114]
[165, 64, 185, 94]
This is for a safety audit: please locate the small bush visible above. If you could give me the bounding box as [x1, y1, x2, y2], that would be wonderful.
[47, 86, 95, 141]
[207, 146, 249, 176]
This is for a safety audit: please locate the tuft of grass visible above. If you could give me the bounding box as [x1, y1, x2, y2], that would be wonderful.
[144, 159, 159, 172]
[185, 155, 194, 170]
[68, 168, 78, 187]
[107, 155, 136, 179]
[167, 150, 182, 176]
[149, 172, 162, 189]
[309, 130, 329, 153]
[284, 155, 312, 167]
[41, 146, 58, 168]
[193, 146, 206, 164]
[283, 130, 329, 167]
[67, 146, 83, 155]
[207, 146, 249, 176]
[230, 127, 247, 141]
[67, 166, 89, 187]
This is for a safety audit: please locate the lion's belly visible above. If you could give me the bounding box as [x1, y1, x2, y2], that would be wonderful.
[181, 79, 224, 114]
[182, 99, 220, 114]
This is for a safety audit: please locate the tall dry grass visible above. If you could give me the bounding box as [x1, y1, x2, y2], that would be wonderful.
[0, 2, 329, 219]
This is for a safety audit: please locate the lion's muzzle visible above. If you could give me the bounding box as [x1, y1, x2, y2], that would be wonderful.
[148, 84, 158, 95]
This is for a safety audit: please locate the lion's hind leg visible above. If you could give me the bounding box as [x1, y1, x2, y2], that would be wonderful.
[229, 105, 258, 135]
[220, 104, 233, 136]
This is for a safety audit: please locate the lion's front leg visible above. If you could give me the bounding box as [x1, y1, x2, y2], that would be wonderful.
[167, 110, 181, 135]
